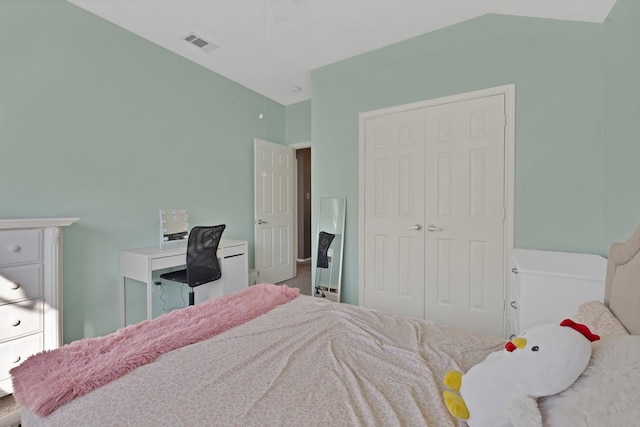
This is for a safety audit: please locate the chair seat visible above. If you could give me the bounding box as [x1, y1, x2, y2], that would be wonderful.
[160, 269, 188, 284]
[160, 266, 222, 288]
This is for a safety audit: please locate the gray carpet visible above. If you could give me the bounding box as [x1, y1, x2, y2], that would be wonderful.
[0, 394, 20, 426]
[277, 260, 311, 296]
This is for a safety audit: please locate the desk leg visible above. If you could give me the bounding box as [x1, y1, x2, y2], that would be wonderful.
[120, 275, 126, 328]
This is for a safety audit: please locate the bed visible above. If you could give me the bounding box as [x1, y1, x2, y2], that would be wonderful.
[11, 225, 640, 426]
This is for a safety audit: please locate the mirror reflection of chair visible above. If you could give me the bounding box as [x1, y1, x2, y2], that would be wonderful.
[160, 225, 226, 306]
[315, 231, 335, 297]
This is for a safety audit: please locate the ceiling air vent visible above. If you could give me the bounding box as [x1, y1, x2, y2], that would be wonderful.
[183, 33, 218, 53]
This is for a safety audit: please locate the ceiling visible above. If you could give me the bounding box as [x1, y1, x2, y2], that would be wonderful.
[66, 0, 616, 106]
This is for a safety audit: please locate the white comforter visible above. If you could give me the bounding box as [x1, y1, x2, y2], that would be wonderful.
[22, 296, 504, 427]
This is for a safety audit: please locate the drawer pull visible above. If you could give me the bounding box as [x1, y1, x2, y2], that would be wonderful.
[10, 355, 22, 364]
[10, 319, 21, 327]
[8, 244, 21, 253]
[510, 301, 518, 310]
[10, 282, 21, 290]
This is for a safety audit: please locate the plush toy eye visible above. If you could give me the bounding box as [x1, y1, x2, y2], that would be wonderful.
[531, 346, 539, 352]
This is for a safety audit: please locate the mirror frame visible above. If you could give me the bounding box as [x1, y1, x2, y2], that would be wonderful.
[313, 196, 346, 302]
[159, 210, 189, 248]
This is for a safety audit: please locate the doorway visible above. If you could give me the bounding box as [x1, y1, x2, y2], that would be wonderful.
[253, 139, 312, 294]
[295, 146, 312, 262]
[276, 143, 312, 295]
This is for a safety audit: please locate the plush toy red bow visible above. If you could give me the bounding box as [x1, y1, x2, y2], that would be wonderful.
[559, 318, 600, 342]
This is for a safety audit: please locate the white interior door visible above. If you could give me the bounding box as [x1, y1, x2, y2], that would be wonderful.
[361, 90, 509, 337]
[254, 138, 295, 284]
[424, 94, 506, 336]
[362, 109, 426, 319]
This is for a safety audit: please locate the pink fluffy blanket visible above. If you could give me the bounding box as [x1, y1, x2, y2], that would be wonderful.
[11, 283, 299, 417]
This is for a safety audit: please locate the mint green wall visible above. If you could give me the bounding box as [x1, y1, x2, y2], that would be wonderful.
[311, 2, 640, 305]
[603, 0, 640, 244]
[1, 1, 285, 341]
[285, 100, 312, 144]
[3, 0, 639, 339]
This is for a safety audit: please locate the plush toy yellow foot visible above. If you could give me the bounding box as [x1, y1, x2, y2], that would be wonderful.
[443, 370, 463, 391]
[443, 390, 470, 420]
[443, 370, 469, 420]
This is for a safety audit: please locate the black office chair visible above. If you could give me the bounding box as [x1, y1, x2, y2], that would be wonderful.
[160, 224, 226, 306]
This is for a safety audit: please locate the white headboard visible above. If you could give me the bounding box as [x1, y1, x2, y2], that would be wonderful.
[605, 224, 640, 335]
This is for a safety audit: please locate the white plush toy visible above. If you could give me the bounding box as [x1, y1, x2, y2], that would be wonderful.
[443, 319, 600, 427]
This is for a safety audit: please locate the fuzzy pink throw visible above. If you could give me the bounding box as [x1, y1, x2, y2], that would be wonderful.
[10, 283, 299, 417]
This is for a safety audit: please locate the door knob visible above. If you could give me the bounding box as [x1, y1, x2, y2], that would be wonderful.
[256, 219, 268, 225]
[408, 224, 422, 231]
[427, 225, 443, 232]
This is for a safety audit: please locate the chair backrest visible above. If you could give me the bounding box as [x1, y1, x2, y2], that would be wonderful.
[185, 225, 226, 288]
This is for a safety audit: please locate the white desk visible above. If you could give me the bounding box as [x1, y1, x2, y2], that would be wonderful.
[119, 239, 248, 327]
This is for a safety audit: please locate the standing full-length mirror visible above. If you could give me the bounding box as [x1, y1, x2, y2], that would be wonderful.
[313, 197, 346, 302]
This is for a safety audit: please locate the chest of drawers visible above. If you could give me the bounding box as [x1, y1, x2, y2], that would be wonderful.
[509, 248, 607, 338]
[0, 218, 78, 396]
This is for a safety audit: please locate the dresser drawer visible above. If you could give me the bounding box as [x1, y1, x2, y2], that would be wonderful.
[0, 333, 43, 382]
[0, 299, 43, 342]
[0, 229, 42, 267]
[0, 264, 43, 305]
[223, 243, 247, 258]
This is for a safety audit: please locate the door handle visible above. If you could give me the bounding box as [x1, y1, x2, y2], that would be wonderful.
[256, 219, 268, 225]
[427, 225, 443, 232]
[408, 224, 422, 231]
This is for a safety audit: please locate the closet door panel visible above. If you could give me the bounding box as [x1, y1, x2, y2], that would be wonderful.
[424, 94, 506, 336]
[363, 110, 425, 319]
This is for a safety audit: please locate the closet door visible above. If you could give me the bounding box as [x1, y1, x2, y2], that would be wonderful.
[361, 93, 507, 337]
[362, 109, 426, 319]
[424, 94, 506, 336]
